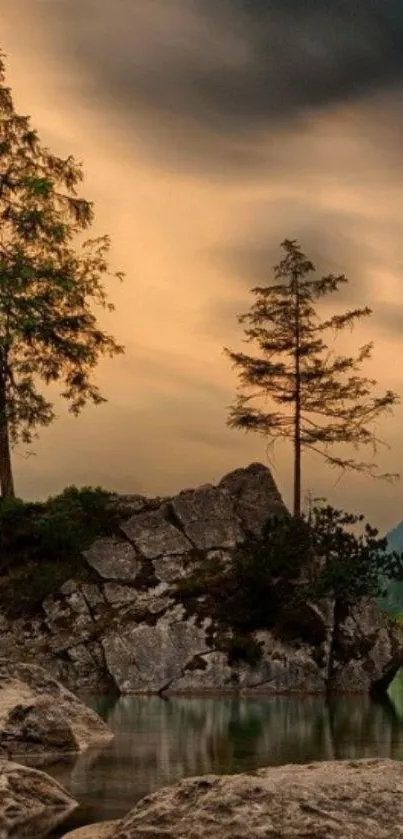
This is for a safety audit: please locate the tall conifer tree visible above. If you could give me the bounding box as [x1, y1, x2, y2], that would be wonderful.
[225, 239, 398, 517]
[0, 52, 124, 497]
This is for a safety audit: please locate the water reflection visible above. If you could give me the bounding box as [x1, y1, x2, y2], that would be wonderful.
[47, 677, 403, 835]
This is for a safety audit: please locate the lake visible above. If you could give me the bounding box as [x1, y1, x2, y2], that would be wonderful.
[48, 672, 403, 835]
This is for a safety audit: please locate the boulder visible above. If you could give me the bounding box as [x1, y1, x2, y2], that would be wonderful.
[101, 605, 212, 693]
[330, 598, 403, 692]
[62, 822, 118, 839]
[0, 661, 113, 761]
[219, 461, 288, 534]
[83, 538, 140, 581]
[171, 485, 243, 550]
[110, 758, 403, 839]
[120, 510, 193, 558]
[0, 759, 77, 838]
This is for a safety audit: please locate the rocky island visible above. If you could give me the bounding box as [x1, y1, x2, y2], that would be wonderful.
[0, 463, 401, 698]
[0, 465, 401, 836]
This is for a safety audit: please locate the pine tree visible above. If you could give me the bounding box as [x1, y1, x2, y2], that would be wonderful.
[0, 52, 124, 498]
[224, 239, 399, 517]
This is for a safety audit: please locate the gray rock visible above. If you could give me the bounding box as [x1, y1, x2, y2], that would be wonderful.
[110, 758, 403, 839]
[171, 485, 243, 550]
[0, 661, 113, 760]
[147, 595, 173, 615]
[42, 594, 76, 629]
[81, 584, 106, 610]
[42, 589, 94, 654]
[103, 584, 139, 605]
[0, 760, 77, 838]
[61, 586, 93, 618]
[107, 493, 169, 515]
[170, 652, 235, 692]
[137, 583, 172, 614]
[1, 698, 79, 757]
[238, 631, 327, 693]
[219, 461, 288, 535]
[152, 555, 190, 583]
[62, 822, 118, 839]
[102, 608, 212, 693]
[121, 510, 193, 558]
[112, 584, 172, 617]
[83, 538, 140, 581]
[65, 644, 99, 673]
[330, 598, 403, 692]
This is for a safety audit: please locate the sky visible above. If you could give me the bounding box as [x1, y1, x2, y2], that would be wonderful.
[2, 0, 403, 531]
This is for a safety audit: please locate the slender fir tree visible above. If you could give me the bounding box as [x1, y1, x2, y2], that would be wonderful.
[0, 52, 124, 497]
[224, 239, 399, 517]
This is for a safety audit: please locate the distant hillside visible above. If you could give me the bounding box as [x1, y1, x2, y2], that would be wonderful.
[386, 521, 403, 553]
[380, 521, 403, 615]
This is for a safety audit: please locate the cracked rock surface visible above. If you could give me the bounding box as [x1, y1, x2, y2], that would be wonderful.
[0, 661, 113, 762]
[0, 759, 77, 838]
[109, 758, 403, 839]
[0, 463, 401, 696]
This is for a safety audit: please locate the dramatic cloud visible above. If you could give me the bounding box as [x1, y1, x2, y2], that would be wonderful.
[1, 0, 403, 530]
[11, 0, 403, 177]
[32, 2, 403, 147]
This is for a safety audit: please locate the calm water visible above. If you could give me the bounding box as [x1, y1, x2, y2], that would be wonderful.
[45, 673, 403, 835]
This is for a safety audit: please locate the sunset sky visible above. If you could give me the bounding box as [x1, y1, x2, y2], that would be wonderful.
[2, 0, 403, 531]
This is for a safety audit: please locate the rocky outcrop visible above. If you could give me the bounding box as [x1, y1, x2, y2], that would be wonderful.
[0, 462, 401, 696]
[329, 598, 403, 693]
[0, 760, 77, 837]
[83, 539, 141, 581]
[109, 758, 403, 839]
[0, 661, 113, 762]
[219, 462, 286, 534]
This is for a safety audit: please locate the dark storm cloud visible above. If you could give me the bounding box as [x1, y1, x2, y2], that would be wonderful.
[30, 0, 403, 339]
[209, 199, 380, 292]
[213, 203, 370, 284]
[43, 0, 403, 138]
[205, 195, 403, 339]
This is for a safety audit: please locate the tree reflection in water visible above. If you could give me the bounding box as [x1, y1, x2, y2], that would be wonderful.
[45, 675, 403, 836]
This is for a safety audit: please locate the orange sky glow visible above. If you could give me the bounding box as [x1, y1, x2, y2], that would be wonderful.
[2, 0, 403, 532]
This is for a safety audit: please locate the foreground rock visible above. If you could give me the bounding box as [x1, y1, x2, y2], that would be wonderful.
[0, 661, 113, 762]
[0, 463, 401, 696]
[0, 760, 77, 838]
[110, 758, 403, 839]
[62, 823, 118, 839]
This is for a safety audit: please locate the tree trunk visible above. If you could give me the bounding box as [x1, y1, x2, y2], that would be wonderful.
[294, 404, 301, 517]
[293, 272, 302, 518]
[0, 375, 15, 499]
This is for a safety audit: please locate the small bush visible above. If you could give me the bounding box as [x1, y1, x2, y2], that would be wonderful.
[176, 504, 403, 666]
[0, 485, 130, 615]
[302, 505, 403, 603]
